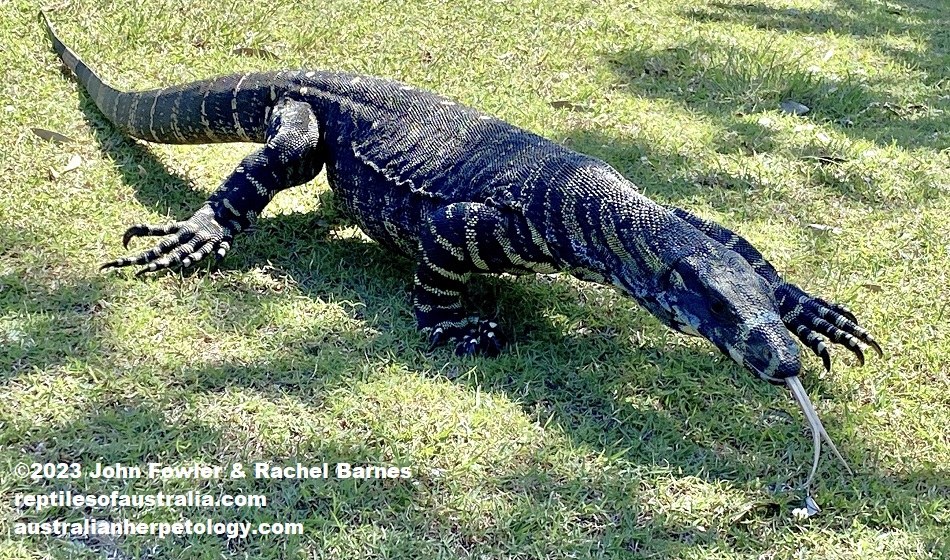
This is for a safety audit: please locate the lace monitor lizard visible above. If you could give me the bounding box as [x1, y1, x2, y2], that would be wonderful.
[42, 13, 881, 476]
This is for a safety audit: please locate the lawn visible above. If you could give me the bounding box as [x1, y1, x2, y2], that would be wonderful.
[1, 0, 948, 558]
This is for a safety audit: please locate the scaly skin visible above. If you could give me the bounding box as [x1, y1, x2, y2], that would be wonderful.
[43, 13, 880, 384]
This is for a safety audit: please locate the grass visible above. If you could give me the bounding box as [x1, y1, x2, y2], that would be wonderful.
[1, 0, 948, 557]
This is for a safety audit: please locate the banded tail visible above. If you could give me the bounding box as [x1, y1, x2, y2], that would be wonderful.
[41, 11, 279, 145]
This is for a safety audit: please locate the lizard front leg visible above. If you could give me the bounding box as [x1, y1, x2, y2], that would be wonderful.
[414, 202, 556, 356]
[101, 97, 323, 274]
[666, 206, 883, 370]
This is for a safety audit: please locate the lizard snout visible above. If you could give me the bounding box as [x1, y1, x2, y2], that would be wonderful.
[742, 325, 800, 384]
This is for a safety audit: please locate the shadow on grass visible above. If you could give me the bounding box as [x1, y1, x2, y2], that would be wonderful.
[559, 115, 945, 215]
[8, 193, 946, 556]
[604, 0, 949, 157]
[686, 0, 949, 79]
[6, 326, 948, 557]
[0, 267, 109, 380]
[6, 229, 947, 556]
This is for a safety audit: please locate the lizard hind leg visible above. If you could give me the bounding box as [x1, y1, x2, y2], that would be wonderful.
[101, 98, 324, 275]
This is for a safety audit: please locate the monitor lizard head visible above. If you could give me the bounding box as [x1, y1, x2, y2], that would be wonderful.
[640, 227, 856, 485]
[574, 175, 857, 483]
[634, 239, 801, 384]
[628, 240, 854, 484]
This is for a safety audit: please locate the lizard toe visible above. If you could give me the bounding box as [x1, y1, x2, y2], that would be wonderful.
[455, 334, 480, 357]
[452, 320, 504, 357]
[122, 222, 182, 249]
[477, 320, 505, 357]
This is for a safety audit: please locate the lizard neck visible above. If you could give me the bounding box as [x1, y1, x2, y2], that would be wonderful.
[538, 170, 691, 295]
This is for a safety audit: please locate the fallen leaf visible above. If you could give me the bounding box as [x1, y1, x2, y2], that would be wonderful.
[32, 127, 75, 144]
[862, 283, 883, 292]
[780, 99, 810, 115]
[61, 154, 82, 173]
[807, 223, 843, 234]
[231, 46, 277, 60]
[549, 100, 591, 113]
[802, 155, 847, 165]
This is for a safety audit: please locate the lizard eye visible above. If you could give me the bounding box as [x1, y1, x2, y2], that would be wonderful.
[708, 295, 729, 318]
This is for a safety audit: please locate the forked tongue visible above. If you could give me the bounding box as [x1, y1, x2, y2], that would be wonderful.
[785, 376, 853, 487]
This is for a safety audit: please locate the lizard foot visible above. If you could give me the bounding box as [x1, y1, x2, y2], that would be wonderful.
[427, 319, 505, 357]
[100, 205, 234, 276]
[777, 282, 883, 371]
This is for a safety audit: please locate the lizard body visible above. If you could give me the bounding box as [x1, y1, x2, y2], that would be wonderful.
[42, 13, 881, 478]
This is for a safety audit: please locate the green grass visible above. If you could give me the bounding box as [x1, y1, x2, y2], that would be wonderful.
[1, 0, 948, 557]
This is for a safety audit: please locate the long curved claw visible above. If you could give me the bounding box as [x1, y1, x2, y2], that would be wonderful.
[100, 205, 233, 275]
[777, 283, 883, 369]
[791, 325, 832, 372]
[458, 320, 504, 357]
[825, 300, 858, 324]
[808, 298, 882, 358]
[101, 231, 193, 270]
[810, 316, 868, 366]
[426, 319, 505, 357]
